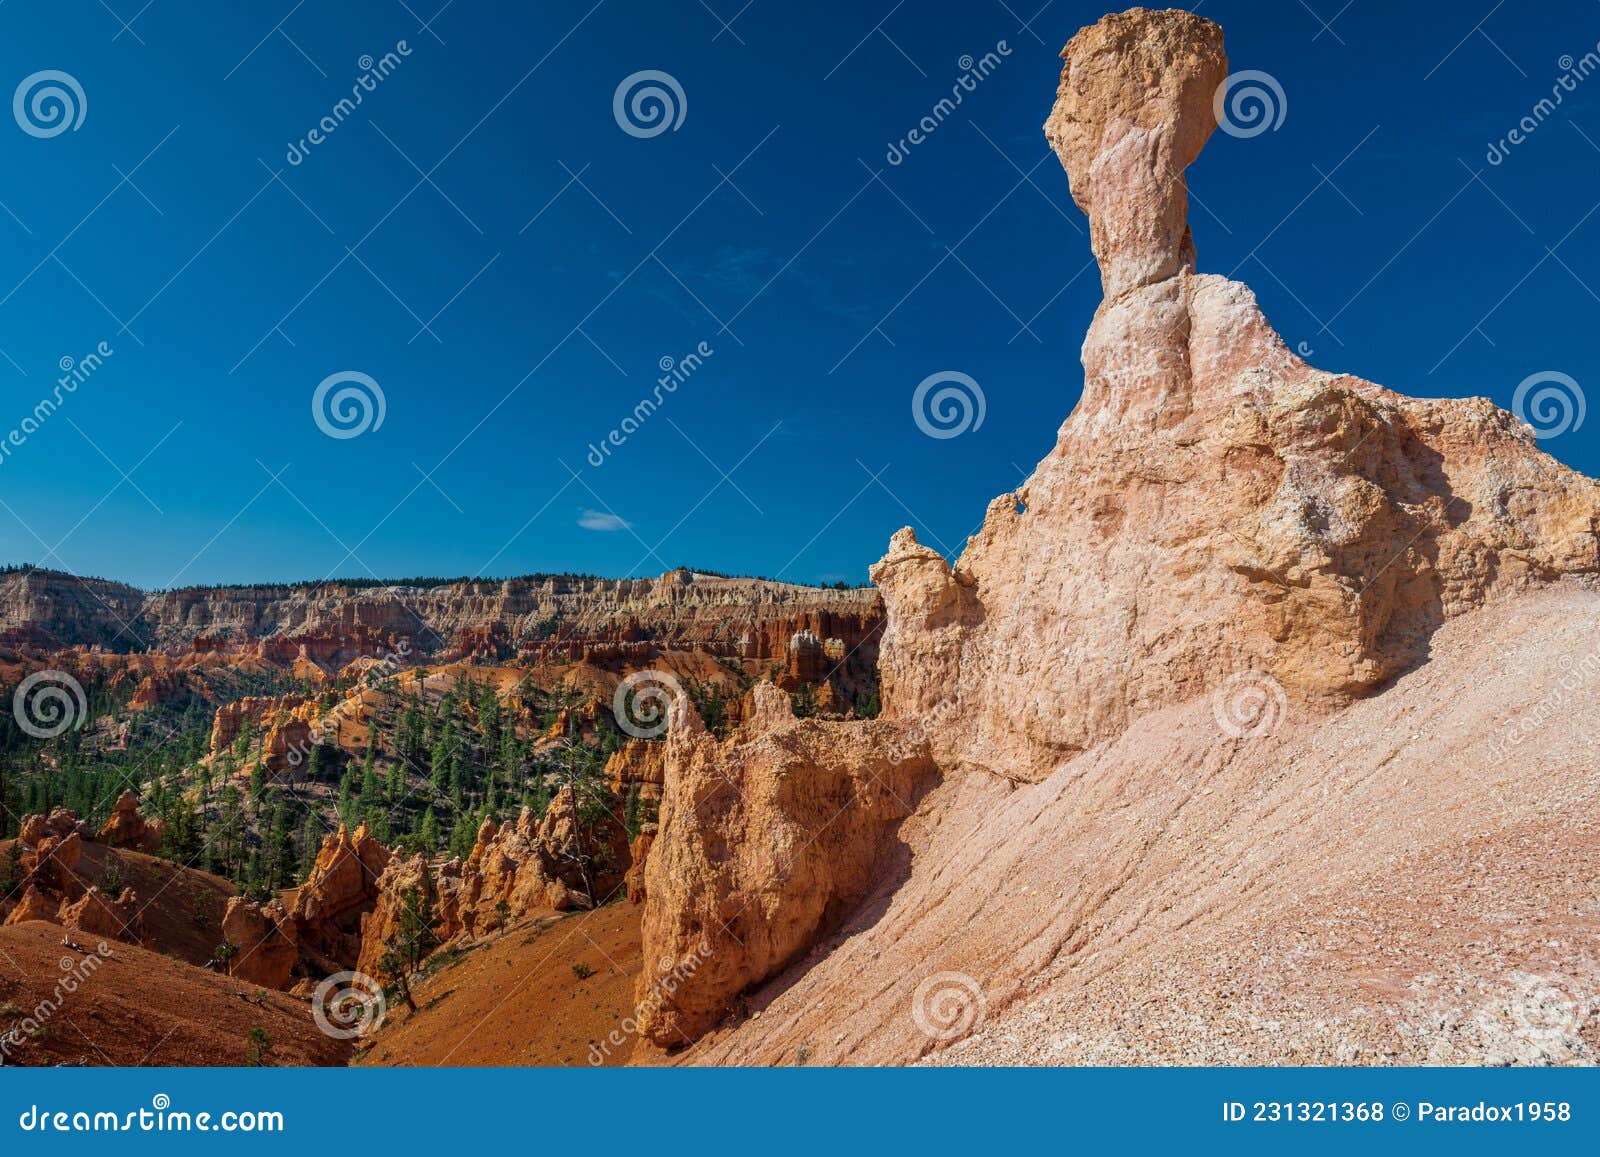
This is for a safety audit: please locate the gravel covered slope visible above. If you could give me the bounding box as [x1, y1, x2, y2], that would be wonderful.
[681, 585, 1600, 1066]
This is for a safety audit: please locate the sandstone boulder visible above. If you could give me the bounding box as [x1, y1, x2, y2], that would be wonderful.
[60, 886, 147, 946]
[219, 896, 300, 988]
[98, 790, 162, 853]
[2, 883, 60, 927]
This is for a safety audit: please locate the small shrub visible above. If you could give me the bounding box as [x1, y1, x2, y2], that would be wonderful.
[97, 863, 125, 896]
[571, 962, 594, 981]
[245, 1026, 271, 1066]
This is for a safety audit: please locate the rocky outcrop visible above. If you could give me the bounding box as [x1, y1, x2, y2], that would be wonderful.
[625, 827, 654, 905]
[125, 671, 196, 710]
[60, 886, 148, 945]
[355, 852, 446, 978]
[1, 808, 146, 938]
[870, 6, 1600, 783]
[635, 684, 936, 1046]
[605, 739, 666, 803]
[10, 811, 90, 901]
[286, 823, 390, 970]
[2, 883, 59, 926]
[18, 808, 89, 849]
[220, 896, 301, 988]
[219, 824, 391, 989]
[356, 789, 632, 973]
[98, 790, 162, 853]
[637, 5, 1600, 1056]
[209, 694, 314, 754]
[261, 701, 321, 775]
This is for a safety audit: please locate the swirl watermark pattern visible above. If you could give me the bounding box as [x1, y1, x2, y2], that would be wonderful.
[310, 970, 387, 1039]
[912, 971, 987, 1042]
[1511, 370, 1585, 439]
[1212, 69, 1286, 139]
[12, 670, 88, 739]
[1211, 670, 1287, 739]
[912, 371, 986, 440]
[13, 70, 86, 138]
[612, 669, 686, 739]
[613, 70, 686, 138]
[312, 371, 386, 439]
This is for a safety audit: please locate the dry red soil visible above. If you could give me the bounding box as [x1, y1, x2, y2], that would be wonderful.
[0, 920, 349, 1067]
[360, 901, 643, 1067]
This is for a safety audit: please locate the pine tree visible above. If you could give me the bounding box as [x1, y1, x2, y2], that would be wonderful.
[377, 884, 440, 1012]
[160, 794, 203, 864]
[297, 812, 322, 880]
[624, 783, 643, 838]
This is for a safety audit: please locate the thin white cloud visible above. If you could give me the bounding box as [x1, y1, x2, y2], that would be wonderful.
[578, 509, 631, 532]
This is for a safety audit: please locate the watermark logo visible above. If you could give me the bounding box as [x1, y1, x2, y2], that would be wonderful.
[612, 669, 686, 739]
[1512, 370, 1585, 439]
[286, 42, 412, 165]
[613, 70, 686, 138]
[312, 371, 386, 439]
[1210, 670, 1287, 739]
[1213, 69, 1287, 139]
[13, 70, 86, 138]
[0, 341, 113, 469]
[1487, 46, 1600, 165]
[912, 971, 987, 1042]
[1, 943, 110, 1061]
[587, 340, 714, 466]
[885, 41, 1011, 165]
[310, 970, 387, 1039]
[13, 670, 88, 739]
[912, 370, 986, 439]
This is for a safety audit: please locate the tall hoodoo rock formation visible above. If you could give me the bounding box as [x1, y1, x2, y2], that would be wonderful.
[638, 6, 1600, 1050]
[874, 7, 1599, 782]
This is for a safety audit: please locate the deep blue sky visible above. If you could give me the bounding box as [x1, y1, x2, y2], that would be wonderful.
[0, 0, 1597, 589]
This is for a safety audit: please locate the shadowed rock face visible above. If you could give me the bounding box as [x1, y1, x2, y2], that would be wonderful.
[636, 5, 1600, 1050]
